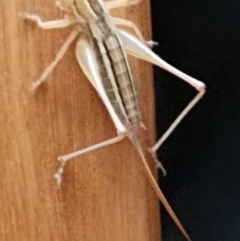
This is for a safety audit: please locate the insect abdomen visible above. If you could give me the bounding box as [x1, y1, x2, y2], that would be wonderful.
[105, 35, 141, 125]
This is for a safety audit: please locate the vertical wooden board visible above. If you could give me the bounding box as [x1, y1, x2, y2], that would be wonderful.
[0, 1, 160, 241]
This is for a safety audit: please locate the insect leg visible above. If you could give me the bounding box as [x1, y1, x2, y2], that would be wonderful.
[30, 29, 80, 90]
[119, 30, 206, 170]
[106, 0, 141, 10]
[19, 13, 77, 29]
[54, 39, 128, 185]
[113, 18, 158, 48]
[55, 134, 125, 184]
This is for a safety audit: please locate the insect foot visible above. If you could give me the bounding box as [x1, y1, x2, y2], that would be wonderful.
[30, 79, 44, 91]
[54, 161, 66, 185]
[148, 148, 167, 176]
[146, 40, 159, 48]
[18, 12, 41, 24]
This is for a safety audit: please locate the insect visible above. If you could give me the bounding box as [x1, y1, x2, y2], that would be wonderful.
[21, 0, 206, 240]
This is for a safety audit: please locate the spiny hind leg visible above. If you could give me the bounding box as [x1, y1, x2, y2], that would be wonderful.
[149, 90, 205, 160]
[148, 71, 205, 176]
[106, 0, 142, 10]
[118, 30, 206, 174]
[112, 18, 158, 48]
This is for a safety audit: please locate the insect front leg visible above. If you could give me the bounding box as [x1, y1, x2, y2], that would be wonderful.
[20, 13, 77, 29]
[54, 39, 128, 185]
[106, 0, 142, 10]
[112, 18, 158, 48]
[119, 30, 206, 173]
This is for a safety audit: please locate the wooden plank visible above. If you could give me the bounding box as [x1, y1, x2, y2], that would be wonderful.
[0, 1, 160, 241]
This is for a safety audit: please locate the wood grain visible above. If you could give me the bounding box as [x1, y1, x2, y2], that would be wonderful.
[0, 1, 160, 241]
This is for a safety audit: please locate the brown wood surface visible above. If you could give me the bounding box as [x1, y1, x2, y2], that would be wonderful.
[0, 1, 160, 241]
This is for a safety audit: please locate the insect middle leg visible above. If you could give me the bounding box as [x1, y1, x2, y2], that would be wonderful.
[106, 1, 157, 47]
[112, 18, 158, 47]
[31, 29, 80, 90]
[106, 0, 142, 10]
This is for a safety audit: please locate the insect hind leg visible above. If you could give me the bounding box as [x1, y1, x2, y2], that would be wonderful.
[149, 87, 205, 175]
[118, 30, 206, 173]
